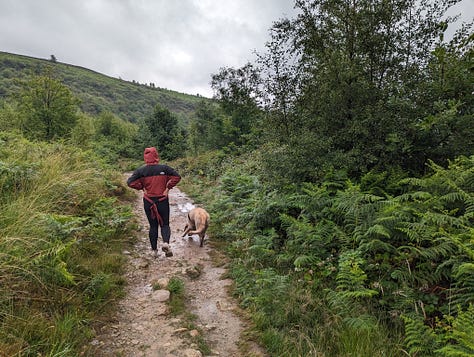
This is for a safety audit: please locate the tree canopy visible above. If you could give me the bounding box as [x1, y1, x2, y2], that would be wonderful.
[211, 0, 473, 182]
[17, 72, 79, 141]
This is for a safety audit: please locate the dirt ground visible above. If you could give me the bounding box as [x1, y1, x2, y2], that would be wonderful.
[89, 186, 266, 357]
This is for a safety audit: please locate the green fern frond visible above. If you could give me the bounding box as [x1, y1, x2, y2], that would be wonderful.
[391, 268, 415, 284]
[423, 212, 465, 228]
[396, 191, 433, 203]
[374, 213, 404, 229]
[343, 314, 378, 331]
[398, 223, 427, 243]
[419, 237, 459, 261]
[359, 239, 396, 254]
[333, 189, 384, 215]
[335, 250, 378, 300]
[439, 191, 470, 205]
[436, 305, 474, 357]
[466, 199, 474, 215]
[341, 289, 379, 299]
[461, 167, 474, 190]
[453, 263, 474, 305]
[399, 177, 429, 188]
[293, 255, 316, 270]
[402, 315, 439, 356]
[364, 224, 391, 239]
[455, 263, 474, 277]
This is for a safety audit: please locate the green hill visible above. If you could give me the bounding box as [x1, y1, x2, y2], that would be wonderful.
[0, 51, 206, 123]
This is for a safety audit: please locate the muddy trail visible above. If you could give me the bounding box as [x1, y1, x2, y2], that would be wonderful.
[90, 187, 265, 357]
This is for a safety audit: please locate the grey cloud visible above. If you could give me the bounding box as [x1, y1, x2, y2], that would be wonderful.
[2, 0, 468, 97]
[0, 0, 296, 96]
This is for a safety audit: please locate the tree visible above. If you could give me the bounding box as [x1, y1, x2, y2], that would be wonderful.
[0, 100, 22, 132]
[257, 0, 469, 179]
[141, 104, 184, 160]
[187, 100, 234, 154]
[412, 21, 474, 168]
[95, 111, 138, 155]
[70, 113, 95, 148]
[17, 71, 79, 141]
[211, 63, 264, 146]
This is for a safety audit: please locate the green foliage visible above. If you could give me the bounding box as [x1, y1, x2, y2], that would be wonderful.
[16, 71, 79, 140]
[176, 150, 474, 356]
[436, 305, 474, 356]
[453, 262, 474, 306]
[187, 100, 235, 153]
[402, 315, 440, 356]
[0, 160, 38, 198]
[211, 63, 263, 146]
[140, 104, 186, 160]
[335, 250, 378, 300]
[94, 111, 139, 159]
[173, 149, 231, 184]
[0, 133, 134, 355]
[85, 196, 133, 241]
[0, 100, 22, 132]
[70, 112, 95, 148]
[0, 1, 471, 356]
[168, 276, 185, 295]
[167, 276, 186, 316]
[84, 272, 114, 304]
[217, 0, 473, 179]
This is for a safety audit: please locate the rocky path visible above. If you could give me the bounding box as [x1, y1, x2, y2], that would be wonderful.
[89, 187, 265, 357]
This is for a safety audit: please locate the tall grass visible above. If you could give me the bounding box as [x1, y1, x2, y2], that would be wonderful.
[0, 132, 134, 356]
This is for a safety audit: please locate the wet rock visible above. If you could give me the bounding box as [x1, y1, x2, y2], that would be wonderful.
[152, 289, 170, 302]
[183, 349, 203, 357]
[151, 277, 170, 289]
[185, 266, 202, 279]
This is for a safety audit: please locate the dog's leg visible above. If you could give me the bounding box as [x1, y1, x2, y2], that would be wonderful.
[182, 224, 190, 237]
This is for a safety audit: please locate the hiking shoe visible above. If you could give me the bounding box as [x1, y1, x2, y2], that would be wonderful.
[161, 243, 173, 257]
[150, 249, 159, 258]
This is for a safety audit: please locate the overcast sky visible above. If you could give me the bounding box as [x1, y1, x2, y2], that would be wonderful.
[0, 0, 472, 98]
[0, 0, 297, 97]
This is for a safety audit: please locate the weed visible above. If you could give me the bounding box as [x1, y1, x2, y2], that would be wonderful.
[167, 276, 186, 315]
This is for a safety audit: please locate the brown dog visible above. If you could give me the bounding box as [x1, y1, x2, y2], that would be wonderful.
[182, 207, 210, 247]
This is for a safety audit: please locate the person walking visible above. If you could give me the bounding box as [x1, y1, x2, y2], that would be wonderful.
[127, 147, 181, 257]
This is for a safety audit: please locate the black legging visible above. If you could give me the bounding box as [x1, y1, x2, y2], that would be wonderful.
[143, 197, 171, 250]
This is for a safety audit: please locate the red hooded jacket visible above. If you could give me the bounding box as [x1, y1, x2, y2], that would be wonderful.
[127, 147, 181, 197]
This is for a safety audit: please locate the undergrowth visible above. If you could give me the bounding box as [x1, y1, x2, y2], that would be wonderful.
[175, 150, 474, 357]
[0, 132, 135, 356]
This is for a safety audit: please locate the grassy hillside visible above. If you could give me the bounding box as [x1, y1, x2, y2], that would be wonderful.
[0, 51, 205, 123]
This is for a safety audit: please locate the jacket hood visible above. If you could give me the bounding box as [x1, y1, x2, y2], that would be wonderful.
[144, 147, 160, 165]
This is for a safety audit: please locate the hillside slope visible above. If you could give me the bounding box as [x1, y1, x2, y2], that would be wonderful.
[0, 51, 206, 123]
